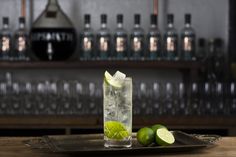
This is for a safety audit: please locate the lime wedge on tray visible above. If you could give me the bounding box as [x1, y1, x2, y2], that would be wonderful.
[104, 121, 129, 140]
[155, 128, 175, 146]
[104, 71, 126, 88]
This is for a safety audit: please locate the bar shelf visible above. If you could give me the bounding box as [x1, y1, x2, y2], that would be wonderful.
[0, 60, 203, 70]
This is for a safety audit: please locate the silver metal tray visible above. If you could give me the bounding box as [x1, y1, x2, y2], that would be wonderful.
[24, 131, 219, 155]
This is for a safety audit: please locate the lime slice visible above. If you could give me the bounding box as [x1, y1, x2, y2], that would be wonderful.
[137, 127, 155, 146]
[104, 71, 126, 88]
[151, 124, 167, 133]
[155, 128, 175, 146]
[104, 71, 113, 81]
[104, 121, 129, 140]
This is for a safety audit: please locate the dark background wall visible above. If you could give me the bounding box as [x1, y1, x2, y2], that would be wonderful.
[230, 0, 236, 62]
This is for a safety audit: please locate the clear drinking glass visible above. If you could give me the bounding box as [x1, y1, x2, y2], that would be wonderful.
[103, 77, 132, 148]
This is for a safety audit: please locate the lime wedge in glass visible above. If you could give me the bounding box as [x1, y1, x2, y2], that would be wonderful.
[104, 71, 126, 88]
[155, 128, 175, 146]
[104, 121, 129, 140]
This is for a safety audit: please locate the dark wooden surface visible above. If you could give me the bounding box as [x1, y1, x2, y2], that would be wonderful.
[0, 136, 235, 157]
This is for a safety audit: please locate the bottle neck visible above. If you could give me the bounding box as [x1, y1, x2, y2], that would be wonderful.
[48, 0, 58, 5]
[151, 24, 157, 28]
[19, 23, 25, 29]
[47, 0, 59, 11]
[101, 23, 107, 28]
[117, 23, 123, 28]
[3, 24, 9, 29]
[185, 23, 191, 28]
[134, 24, 140, 28]
[167, 23, 174, 28]
[85, 23, 91, 29]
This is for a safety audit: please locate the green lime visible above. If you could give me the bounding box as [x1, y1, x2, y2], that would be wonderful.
[155, 128, 175, 146]
[104, 71, 126, 88]
[137, 127, 155, 146]
[151, 124, 167, 133]
[104, 121, 129, 140]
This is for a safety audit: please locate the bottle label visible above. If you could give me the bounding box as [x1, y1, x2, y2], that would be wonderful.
[183, 37, 193, 51]
[116, 37, 126, 52]
[167, 37, 176, 52]
[149, 37, 158, 52]
[132, 37, 142, 52]
[99, 37, 109, 52]
[16, 36, 27, 52]
[1, 36, 10, 52]
[31, 32, 74, 42]
[83, 37, 92, 51]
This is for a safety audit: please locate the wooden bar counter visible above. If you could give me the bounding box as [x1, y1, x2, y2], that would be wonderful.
[0, 136, 236, 157]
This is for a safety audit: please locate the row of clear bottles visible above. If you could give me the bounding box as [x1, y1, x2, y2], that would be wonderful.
[0, 13, 195, 61]
[0, 17, 29, 61]
[80, 13, 196, 61]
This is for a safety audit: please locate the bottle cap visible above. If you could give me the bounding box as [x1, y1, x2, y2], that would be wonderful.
[151, 14, 157, 25]
[101, 14, 107, 24]
[117, 14, 123, 24]
[185, 14, 191, 24]
[84, 14, 90, 24]
[3, 17, 9, 25]
[167, 14, 174, 24]
[134, 14, 141, 25]
[19, 17, 25, 24]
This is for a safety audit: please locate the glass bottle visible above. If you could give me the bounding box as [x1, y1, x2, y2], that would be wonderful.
[30, 0, 77, 61]
[152, 82, 163, 116]
[80, 14, 94, 60]
[201, 83, 212, 115]
[197, 38, 206, 61]
[181, 14, 196, 61]
[215, 83, 224, 115]
[114, 14, 128, 60]
[0, 17, 11, 60]
[14, 17, 29, 61]
[229, 83, 236, 115]
[97, 14, 111, 60]
[213, 38, 225, 81]
[130, 14, 145, 60]
[147, 14, 161, 60]
[177, 82, 188, 115]
[164, 14, 178, 60]
[190, 82, 200, 115]
[164, 82, 175, 115]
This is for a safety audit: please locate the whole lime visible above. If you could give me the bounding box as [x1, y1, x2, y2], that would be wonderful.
[137, 127, 155, 146]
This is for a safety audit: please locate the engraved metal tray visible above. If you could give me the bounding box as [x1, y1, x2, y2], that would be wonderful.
[24, 131, 220, 155]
